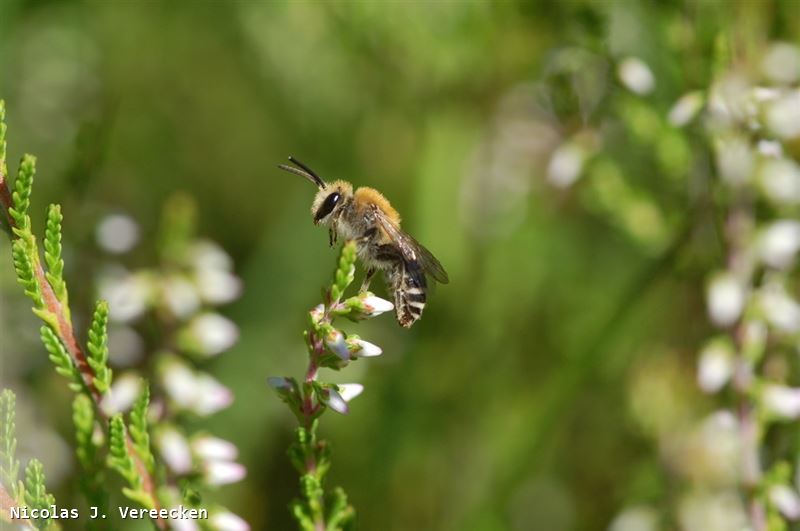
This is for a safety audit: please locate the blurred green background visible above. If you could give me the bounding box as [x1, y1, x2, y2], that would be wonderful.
[1, 1, 798, 530]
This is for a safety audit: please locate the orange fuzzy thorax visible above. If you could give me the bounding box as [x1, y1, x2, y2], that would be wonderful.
[354, 187, 402, 225]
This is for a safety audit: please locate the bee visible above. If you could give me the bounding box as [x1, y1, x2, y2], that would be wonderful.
[279, 156, 449, 328]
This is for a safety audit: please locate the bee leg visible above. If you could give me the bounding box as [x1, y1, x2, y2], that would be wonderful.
[328, 226, 338, 247]
[359, 268, 376, 293]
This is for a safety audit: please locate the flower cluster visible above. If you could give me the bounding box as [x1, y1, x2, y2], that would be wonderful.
[269, 240, 393, 530]
[96, 195, 248, 530]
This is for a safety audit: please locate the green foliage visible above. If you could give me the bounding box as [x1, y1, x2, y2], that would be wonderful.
[23, 459, 56, 530]
[8, 154, 35, 231]
[41, 326, 83, 392]
[86, 301, 112, 393]
[44, 204, 69, 312]
[11, 237, 44, 309]
[0, 390, 20, 501]
[72, 394, 107, 518]
[129, 384, 155, 473]
[0, 100, 7, 179]
[107, 415, 154, 510]
[329, 241, 357, 304]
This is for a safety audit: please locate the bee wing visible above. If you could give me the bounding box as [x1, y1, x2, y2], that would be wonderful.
[372, 208, 450, 284]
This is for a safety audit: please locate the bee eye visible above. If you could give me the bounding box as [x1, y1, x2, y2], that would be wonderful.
[315, 192, 341, 221]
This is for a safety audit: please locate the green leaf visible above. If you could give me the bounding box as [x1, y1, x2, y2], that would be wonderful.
[8, 154, 35, 231]
[87, 300, 112, 392]
[330, 241, 357, 303]
[72, 395, 108, 518]
[129, 383, 155, 473]
[11, 237, 44, 309]
[0, 390, 20, 501]
[44, 204, 69, 313]
[23, 459, 56, 530]
[41, 326, 83, 391]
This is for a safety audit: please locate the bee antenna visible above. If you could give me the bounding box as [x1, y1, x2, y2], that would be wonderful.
[278, 156, 326, 189]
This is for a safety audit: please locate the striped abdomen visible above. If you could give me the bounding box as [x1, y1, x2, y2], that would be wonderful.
[387, 260, 427, 328]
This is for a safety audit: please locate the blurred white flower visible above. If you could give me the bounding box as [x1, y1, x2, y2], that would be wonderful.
[195, 268, 242, 305]
[709, 74, 753, 127]
[100, 271, 151, 323]
[162, 359, 233, 415]
[348, 338, 382, 358]
[158, 427, 192, 474]
[96, 214, 140, 254]
[192, 436, 238, 462]
[608, 505, 658, 531]
[190, 241, 234, 272]
[715, 136, 754, 187]
[766, 91, 800, 139]
[759, 158, 800, 205]
[107, 325, 145, 366]
[204, 460, 246, 486]
[337, 383, 364, 402]
[762, 43, 800, 84]
[771, 485, 800, 520]
[706, 272, 746, 327]
[325, 330, 350, 361]
[759, 282, 800, 333]
[759, 220, 800, 269]
[618, 57, 655, 95]
[324, 387, 349, 415]
[162, 276, 201, 319]
[668, 91, 704, 127]
[101, 373, 142, 415]
[697, 342, 734, 393]
[185, 313, 239, 356]
[763, 384, 800, 419]
[757, 139, 783, 158]
[210, 511, 250, 531]
[194, 374, 234, 416]
[171, 517, 200, 531]
[547, 142, 587, 188]
[678, 490, 748, 531]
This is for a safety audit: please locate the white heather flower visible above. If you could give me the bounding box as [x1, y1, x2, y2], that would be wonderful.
[759, 221, 800, 269]
[547, 142, 586, 188]
[210, 511, 250, 531]
[358, 293, 394, 317]
[186, 313, 239, 356]
[350, 338, 382, 358]
[668, 91, 704, 127]
[759, 158, 800, 205]
[715, 136, 754, 187]
[101, 271, 151, 323]
[171, 517, 200, 531]
[762, 43, 800, 84]
[337, 384, 364, 402]
[195, 268, 242, 305]
[771, 485, 800, 520]
[194, 374, 234, 416]
[96, 214, 140, 254]
[324, 387, 349, 415]
[190, 240, 234, 272]
[697, 342, 734, 393]
[101, 373, 142, 415]
[204, 460, 246, 486]
[706, 272, 746, 327]
[162, 360, 198, 410]
[609, 505, 659, 531]
[765, 91, 800, 139]
[617, 57, 655, 95]
[158, 427, 192, 474]
[325, 330, 350, 361]
[763, 384, 800, 419]
[757, 139, 783, 158]
[759, 283, 800, 333]
[192, 436, 238, 462]
[162, 276, 201, 319]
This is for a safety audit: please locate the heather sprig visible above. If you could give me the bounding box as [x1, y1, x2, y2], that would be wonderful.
[269, 240, 393, 530]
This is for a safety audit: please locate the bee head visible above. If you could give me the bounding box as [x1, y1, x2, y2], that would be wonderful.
[278, 157, 353, 226]
[311, 180, 353, 225]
